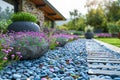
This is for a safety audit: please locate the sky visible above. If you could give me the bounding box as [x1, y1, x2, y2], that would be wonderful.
[48, 0, 88, 19]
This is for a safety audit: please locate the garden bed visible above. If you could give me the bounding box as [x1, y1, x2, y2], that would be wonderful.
[0, 39, 88, 80]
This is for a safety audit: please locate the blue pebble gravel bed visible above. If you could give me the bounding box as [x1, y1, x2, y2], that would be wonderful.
[0, 39, 89, 80]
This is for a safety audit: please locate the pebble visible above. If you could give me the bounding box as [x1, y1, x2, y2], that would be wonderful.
[6, 71, 12, 75]
[64, 76, 74, 80]
[52, 77, 60, 80]
[13, 74, 21, 79]
[114, 77, 120, 80]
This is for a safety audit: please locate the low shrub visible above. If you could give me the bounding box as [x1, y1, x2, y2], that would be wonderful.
[52, 34, 79, 47]
[11, 12, 38, 23]
[10, 32, 49, 60]
[0, 19, 12, 33]
[72, 31, 83, 35]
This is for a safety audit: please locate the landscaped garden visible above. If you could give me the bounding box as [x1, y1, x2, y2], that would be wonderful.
[0, 0, 120, 79]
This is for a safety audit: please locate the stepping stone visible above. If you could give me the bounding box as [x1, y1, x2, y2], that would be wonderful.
[114, 77, 120, 80]
[90, 77, 112, 80]
[88, 69, 120, 76]
[87, 58, 120, 61]
[87, 56, 114, 59]
[87, 60, 120, 64]
[88, 64, 120, 69]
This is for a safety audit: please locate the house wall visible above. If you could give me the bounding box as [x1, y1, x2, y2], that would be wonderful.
[21, 0, 44, 29]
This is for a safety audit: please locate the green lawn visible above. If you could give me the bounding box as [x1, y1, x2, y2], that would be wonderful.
[96, 38, 120, 48]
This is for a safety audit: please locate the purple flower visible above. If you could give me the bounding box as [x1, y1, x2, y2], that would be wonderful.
[3, 57, 8, 60]
[1, 49, 6, 52]
[18, 55, 23, 59]
[5, 50, 9, 54]
[7, 49, 12, 52]
[16, 52, 21, 55]
[11, 54, 15, 59]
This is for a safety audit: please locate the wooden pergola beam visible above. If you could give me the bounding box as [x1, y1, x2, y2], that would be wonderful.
[47, 13, 56, 16]
[36, 4, 46, 8]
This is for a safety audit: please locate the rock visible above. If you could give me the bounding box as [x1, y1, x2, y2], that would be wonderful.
[40, 72, 48, 78]
[18, 63, 24, 67]
[24, 73, 30, 77]
[6, 71, 12, 75]
[54, 67, 60, 72]
[24, 62, 32, 67]
[77, 77, 83, 80]
[58, 70, 64, 74]
[34, 75, 40, 80]
[52, 77, 60, 80]
[11, 69, 16, 73]
[114, 77, 120, 80]
[27, 70, 34, 75]
[17, 69, 24, 73]
[57, 74, 63, 78]
[64, 76, 74, 80]
[13, 74, 21, 79]
[104, 76, 112, 79]
[80, 72, 89, 80]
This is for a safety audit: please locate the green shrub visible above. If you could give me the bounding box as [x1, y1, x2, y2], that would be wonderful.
[72, 31, 82, 35]
[0, 19, 12, 33]
[49, 38, 58, 50]
[116, 20, 120, 32]
[11, 12, 38, 23]
[107, 22, 119, 34]
[56, 37, 68, 47]
[85, 25, 94, 32]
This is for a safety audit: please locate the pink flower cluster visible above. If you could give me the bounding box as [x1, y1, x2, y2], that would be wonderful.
[0, 34, 22, 61]
[96, 33, 112, 38]
[52, 34, 79, 40]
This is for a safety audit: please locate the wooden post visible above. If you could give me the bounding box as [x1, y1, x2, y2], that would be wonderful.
[14, 0, 19, 12]
[51, 20, 54, 28]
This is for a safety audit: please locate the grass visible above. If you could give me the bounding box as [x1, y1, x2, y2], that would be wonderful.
[96, 38, 120, 48]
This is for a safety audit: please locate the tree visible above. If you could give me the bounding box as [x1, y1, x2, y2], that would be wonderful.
[69, 11, 74, 20]
[105, 0, 120, 22]
[86, 5, 107, 32]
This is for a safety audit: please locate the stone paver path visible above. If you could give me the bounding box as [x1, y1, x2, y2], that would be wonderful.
[86, 39, 120, 80]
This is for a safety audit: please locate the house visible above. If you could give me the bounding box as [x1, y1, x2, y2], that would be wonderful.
[2, 0, 66, 28]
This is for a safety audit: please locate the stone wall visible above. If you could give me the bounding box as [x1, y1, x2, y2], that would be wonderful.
[22, 0, 44, 29]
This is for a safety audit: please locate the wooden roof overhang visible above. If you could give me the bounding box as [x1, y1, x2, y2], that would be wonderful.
[30, 0, 66, 21]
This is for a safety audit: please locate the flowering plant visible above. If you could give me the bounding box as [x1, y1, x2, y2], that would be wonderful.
[0, 33, 22, 70]
[52, 34, 79, 47]
[10, 32, 49, 60]
[96, 33, 112, 38]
